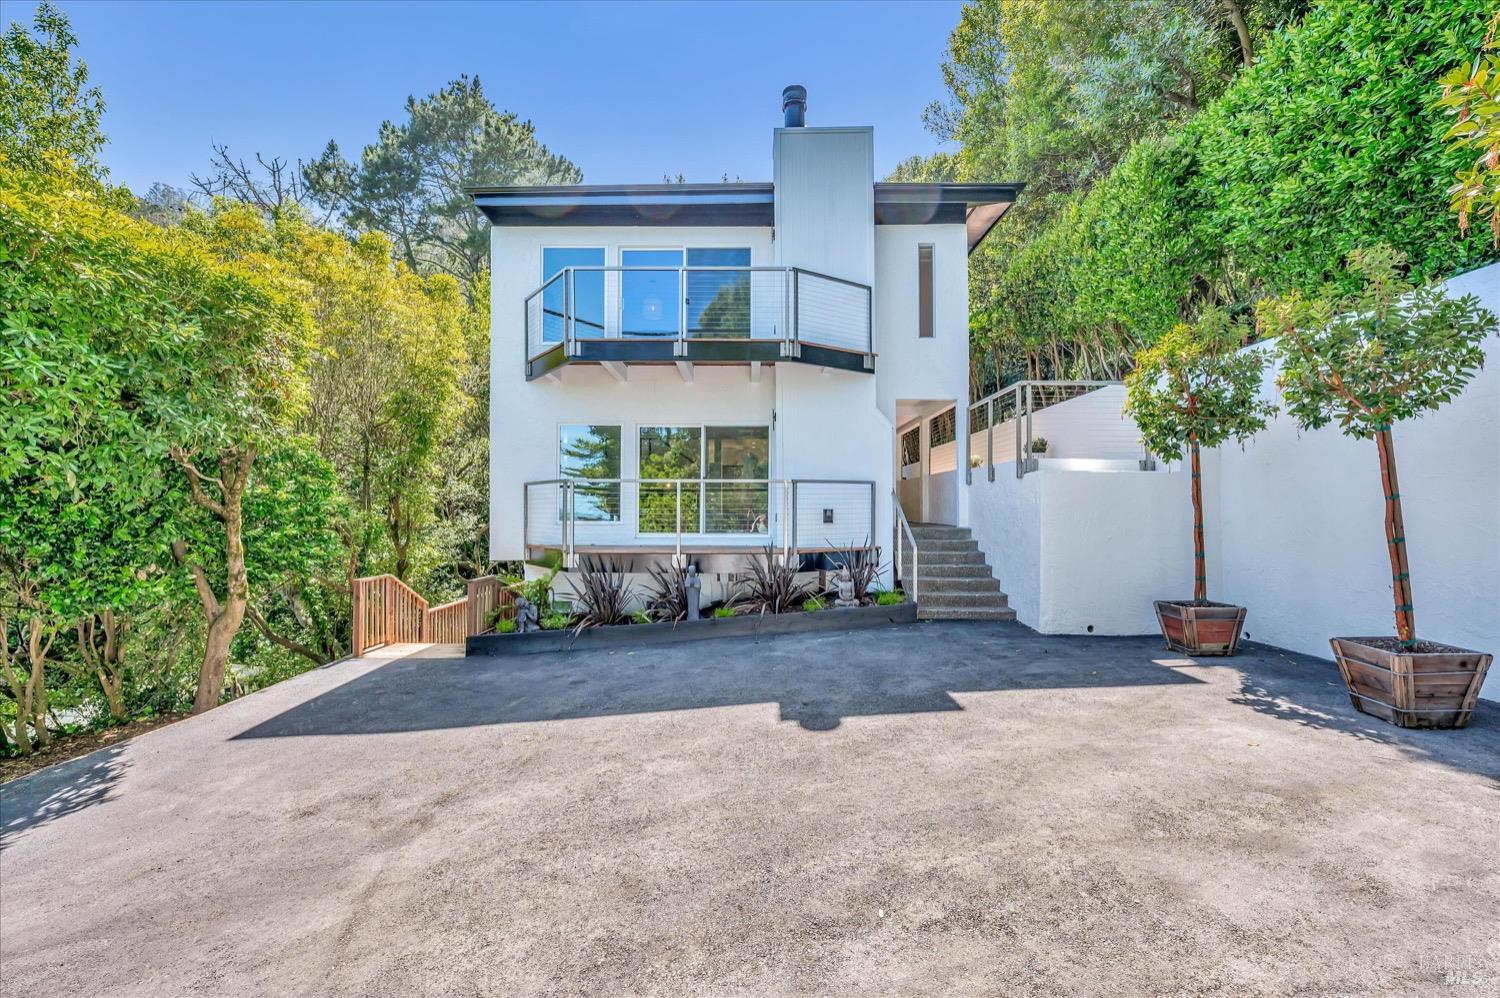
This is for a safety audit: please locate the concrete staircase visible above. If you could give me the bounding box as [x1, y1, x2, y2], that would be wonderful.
[902, 523, 1016, 622]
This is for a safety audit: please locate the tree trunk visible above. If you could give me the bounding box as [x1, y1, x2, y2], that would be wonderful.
[1190, 435, 1207, 603]
[1222, 0, 1254, 68]
[1375, 426, 1415, 647]
[26, 616, 53, 748]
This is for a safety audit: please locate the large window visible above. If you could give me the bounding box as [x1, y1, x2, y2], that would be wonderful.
[621, 249, 683, 337]
[686, 247, 752, 338]
[637, 424, 769, 534]
[559, 425, 621, 521]
[542, 248, 605, 342]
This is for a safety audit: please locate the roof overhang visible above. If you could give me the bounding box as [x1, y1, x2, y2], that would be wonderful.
[469, 183, 775, 227]
[467, 180, 1023, 250]
[873, 183, 1024, 254]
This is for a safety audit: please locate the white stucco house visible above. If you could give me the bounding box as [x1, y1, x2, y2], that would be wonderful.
[470, 87, 1022, 615]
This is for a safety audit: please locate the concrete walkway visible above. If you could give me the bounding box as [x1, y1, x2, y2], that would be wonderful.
[1, 624, 1496, 996]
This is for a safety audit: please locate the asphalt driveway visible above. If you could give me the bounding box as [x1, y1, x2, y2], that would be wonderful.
[2, 622, 1497, 996]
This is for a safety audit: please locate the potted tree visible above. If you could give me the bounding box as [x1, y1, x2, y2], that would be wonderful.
[1258, 246, 1496, 728]
[1126, 308, 1275, 656]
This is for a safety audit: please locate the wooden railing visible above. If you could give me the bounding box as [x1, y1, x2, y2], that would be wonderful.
[352, 573, 517, 657]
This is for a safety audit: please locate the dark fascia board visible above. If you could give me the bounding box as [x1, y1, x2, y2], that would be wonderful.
[873, 182, 1025, 254]
[470, 183, 775, 228]
[468, 181, 1024, 248]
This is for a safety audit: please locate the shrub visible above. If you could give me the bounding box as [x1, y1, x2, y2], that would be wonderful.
[496, 618, 517, 634]
[506, 566, 558, 613]
[642, 563, 690, 623]
[1029, 436, 1048, 454]
[733, 547, 812, 615]
[830, 541, 880, 605]
[540, 611, 570, 631]
[875, 590, 905, 606]
[803, 596, 827, 613]
[712, 606, 736, 619]
[571, 558, 634, 629]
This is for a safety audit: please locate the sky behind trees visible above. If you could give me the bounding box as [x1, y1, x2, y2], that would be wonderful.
[1, 0, 964, 193]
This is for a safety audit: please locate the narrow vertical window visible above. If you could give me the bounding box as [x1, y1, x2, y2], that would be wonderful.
[917, 243, 935, 338]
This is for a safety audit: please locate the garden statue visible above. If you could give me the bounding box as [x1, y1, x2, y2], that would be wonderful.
[514, 596, 540, 633]
[684, 565, 702, 620]
[834, 566, 858, 607]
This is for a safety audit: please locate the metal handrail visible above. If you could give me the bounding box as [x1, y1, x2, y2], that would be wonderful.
[966, 379, 1127, 481]
[525, 477, 875, 568]
[893, 491, 919, 606]
[522, 265, 873, 362]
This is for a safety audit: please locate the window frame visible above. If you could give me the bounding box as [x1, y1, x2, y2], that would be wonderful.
[917, 243, 935, 338]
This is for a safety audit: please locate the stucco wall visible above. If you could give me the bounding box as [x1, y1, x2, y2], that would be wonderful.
[963, 262, 1500, 701]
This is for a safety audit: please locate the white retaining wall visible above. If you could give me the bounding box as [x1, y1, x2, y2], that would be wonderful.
[967, 262, 1500, 700]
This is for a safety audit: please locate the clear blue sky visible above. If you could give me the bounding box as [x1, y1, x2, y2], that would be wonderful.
[5, 0, 964, 194]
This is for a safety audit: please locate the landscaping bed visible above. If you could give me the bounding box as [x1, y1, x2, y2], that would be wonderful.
[466, 600, 917, 656]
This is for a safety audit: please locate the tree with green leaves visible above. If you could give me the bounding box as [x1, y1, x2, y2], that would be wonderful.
[0, 2, 106, 179]
[1125, 308, 1275, 603]
[304, 74, 581, 288]
[1257, 246, 1497, 649]
[1437, 9, 1500, 247]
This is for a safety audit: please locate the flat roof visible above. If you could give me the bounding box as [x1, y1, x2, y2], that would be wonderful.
[468, 181, 1023, 253]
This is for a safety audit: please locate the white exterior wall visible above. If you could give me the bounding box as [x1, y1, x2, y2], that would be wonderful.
[772, 126, 893, 577]
[489, 225, 776, 561]
[963, 262, 1500, 701]
[877, 224, 971, 526]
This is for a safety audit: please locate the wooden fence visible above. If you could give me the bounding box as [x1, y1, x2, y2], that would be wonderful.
[352, 574, 516, 657]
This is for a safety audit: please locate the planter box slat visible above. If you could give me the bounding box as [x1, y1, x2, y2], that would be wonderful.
[1153, 601, 1247, 657]
[1330, 637, 1492, 730]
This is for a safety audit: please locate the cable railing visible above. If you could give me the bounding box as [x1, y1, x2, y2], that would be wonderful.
[966, 380, 1153, 480]
[893, 490, 919, 605]
[523, 477, 876, 566]
[523, 266, 872, 364]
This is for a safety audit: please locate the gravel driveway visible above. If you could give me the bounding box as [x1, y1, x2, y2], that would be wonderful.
[2, 622, 1497, 996]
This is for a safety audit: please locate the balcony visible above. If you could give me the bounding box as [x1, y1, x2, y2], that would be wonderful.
[523, 478, 876, 565]
[523, 266, 873, 381]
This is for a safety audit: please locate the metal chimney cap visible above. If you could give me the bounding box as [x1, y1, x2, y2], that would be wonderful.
[782, 85, 807, 127]
[782, 84, 807, 107]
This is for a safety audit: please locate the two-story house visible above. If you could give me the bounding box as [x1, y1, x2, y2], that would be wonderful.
[471, 87, 1021, 612]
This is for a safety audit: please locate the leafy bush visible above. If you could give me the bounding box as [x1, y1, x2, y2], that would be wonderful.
[496, 618, 516, 634]
[830, 542, 880, 605]
[540, 611, 570, 631]
[733, 547, 812, 615]
[506, 567, 557, 614]
[712, 606, 736, 619]
[642, 563, 690, 623]
[1029, 436, 1048, 454]
[803, 596, 827, 613]
[875, 590, 905, 606]
[570, 558, 634, 629]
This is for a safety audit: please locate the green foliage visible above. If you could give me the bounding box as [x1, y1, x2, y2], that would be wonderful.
[507, 568, 558, 613]
[803, 596, 827, 613]
[1125, 308, 1275, 462]
[948, 0, 1498, 382]
[712, 606, 737, 619]
[496, 618, 517, 634]
[875, 590, 906, 606]
[1258, 246, 1497, 440]
[1436, 11, 1500, 246]
[539, 611, 570, 632]
[0, 3, 106, 180]
[304, 74, 581, 284]
[1028, 437, 1048, 454]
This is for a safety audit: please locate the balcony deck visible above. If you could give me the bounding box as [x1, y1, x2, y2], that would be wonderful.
[524, 266, 873, 381]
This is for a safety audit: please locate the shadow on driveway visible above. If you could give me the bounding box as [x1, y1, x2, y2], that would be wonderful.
[234, 621, 1206, 737]
[0, 746, 127, 851]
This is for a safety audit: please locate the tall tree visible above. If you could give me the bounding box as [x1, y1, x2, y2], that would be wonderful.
[304, 74, 581, 287]
[0, 2, 106, 179]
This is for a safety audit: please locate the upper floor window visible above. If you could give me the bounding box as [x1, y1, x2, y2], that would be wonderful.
[687, 247, 752, 338]
[543, 248, 605, 341]
[917, 243, 935, 338]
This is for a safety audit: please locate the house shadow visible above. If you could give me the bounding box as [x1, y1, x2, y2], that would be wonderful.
[0, 745, 128, 851]
[1228, 642, 1500, 781]
[234, 622, 1204, 738]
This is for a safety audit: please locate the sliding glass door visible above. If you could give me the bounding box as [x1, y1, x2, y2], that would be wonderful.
[620, 249, 682, 338]
[686, 248, 752, 338]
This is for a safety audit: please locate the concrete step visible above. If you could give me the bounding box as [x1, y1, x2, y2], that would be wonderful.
[918, 605, 1018, 621]
[914, 549, 988, 566]
[910, 538, 981, 553]
[908, 524, 972, 541]
[919, 590, 1010, 609]
[913, 562, 994, 579]
[917, 575, 1002, 594]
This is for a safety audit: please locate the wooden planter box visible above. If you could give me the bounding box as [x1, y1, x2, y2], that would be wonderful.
[1330, 637, 1493, 730]
[466, 601, 918, 657]
[1153, 600, 1247, 657]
